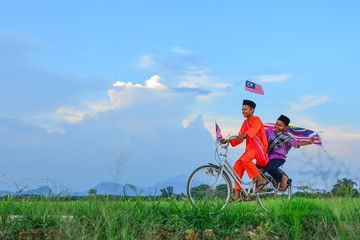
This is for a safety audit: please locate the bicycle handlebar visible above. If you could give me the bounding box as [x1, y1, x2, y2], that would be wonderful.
[217, 135, 240, 148]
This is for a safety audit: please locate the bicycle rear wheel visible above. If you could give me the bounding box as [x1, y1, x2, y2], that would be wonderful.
[187, 165, 232, 210]
[256, 170, 292, 212]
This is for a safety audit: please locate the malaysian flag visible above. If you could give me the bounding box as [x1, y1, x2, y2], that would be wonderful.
[264, 123, 326, 151]
[245, 80, 264, 95]
[215, 122, 223, 140]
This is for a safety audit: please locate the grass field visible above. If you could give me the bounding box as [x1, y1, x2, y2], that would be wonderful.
[1, 196, 360, 239]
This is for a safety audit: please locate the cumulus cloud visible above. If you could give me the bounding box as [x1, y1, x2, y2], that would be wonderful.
[256, 73, 292, 82]
[109, 75, 170, 109]
[288, 95, 330, 110]
[113, 75, 167, 90]
[36, 74, 214, 132]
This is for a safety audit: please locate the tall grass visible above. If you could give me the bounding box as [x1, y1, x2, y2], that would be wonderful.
[1, 196, 360, 239]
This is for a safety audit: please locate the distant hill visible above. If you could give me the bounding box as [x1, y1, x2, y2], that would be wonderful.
[0, 175, 189, 197]
[0, 185, 53, 196]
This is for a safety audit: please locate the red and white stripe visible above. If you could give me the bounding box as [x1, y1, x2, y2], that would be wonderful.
[263, 123, 325, 149]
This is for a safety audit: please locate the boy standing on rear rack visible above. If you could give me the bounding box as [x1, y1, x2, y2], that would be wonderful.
[221, 99, 269, 200]
[265, 115, 315, 191]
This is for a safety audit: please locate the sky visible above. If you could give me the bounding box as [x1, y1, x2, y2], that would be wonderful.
[0, 1, 359, 192]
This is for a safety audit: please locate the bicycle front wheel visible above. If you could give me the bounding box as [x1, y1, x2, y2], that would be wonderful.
[187, 165, 232, 210]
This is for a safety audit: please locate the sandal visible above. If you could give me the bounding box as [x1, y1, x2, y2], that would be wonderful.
[279, 176, 288, 191]
[255, 182, 266, 192]
[271, 178, 278, 189]
[233, 190, 243, 202]
[279, 183, 287, 191]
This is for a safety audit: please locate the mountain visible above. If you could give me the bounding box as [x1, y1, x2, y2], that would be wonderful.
[94, 182, 124, 195]
[0, 175, 189, 196]
[0, 186, 52, 196]
[150, 174, 188, 195]
[22, 186, 52, 195]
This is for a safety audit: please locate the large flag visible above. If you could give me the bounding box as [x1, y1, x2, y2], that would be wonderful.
[215, 122, 223, 140]
[245, 80, 264, 95]
[264, 123, 326, 151]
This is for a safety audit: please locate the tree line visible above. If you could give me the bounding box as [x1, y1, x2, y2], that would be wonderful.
[1, 178, 358, 201]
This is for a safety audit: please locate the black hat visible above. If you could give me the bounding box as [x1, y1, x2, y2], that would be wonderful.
[278, 115, 290, 126]
[243, 99, 256, 109]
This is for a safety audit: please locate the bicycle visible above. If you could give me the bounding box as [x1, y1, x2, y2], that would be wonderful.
[186, 135, 292, 212]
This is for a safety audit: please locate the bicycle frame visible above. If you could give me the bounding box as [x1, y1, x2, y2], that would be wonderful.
[214, 136, 278, 199]
[187, 135, 292, 212]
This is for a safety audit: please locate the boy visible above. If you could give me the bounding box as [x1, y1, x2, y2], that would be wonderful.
[221, 99, 269, 200]
[265, 115, 315, 191]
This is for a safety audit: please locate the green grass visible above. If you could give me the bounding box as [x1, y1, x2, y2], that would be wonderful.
[1, 196, 360, 239]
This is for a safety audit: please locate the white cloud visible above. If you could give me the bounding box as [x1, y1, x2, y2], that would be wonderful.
[171, 46, 189, 54]
[35, 75, 179, 129]
[256, 73, 292, 82]
[181, 67, 216, 86]
[144, 75, 167, 90]
[210, 83, 231, 89]
[87, 101, 115, 112]
[113, 75, 167, 90]
[138, 55, 155, 68]
[202, 115, 242, 139]
[110, 75, 169, 109]
[55, 107, 88, 123]
[178, 81, 198, 88]
[288, 95, 330, 110]
[113, 81, 142, 88]
[108, 88, 135, 108]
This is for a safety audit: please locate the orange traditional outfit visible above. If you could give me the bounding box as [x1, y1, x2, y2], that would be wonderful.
[230, 116, 269, 191]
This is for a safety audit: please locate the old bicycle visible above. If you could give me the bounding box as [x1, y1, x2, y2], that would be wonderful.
[186, 135, 292, 211]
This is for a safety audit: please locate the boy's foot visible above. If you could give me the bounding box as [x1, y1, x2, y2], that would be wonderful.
[255, 182, 266, 192]
[271, 178, 278, 189]
[255, 176, 267, 192]
[234, 190, 241, 201]
[279, 176, 288, 191]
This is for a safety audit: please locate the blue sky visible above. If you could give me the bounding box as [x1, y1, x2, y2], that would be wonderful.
[1, 1, 359, 192]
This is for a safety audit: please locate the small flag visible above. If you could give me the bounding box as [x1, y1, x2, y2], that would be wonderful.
[245, 80, 264, 95]
[215, 122, 223, 140]
[264, 123, 326, 151]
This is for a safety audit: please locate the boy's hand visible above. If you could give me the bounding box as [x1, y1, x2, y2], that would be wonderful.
[220, 139, 228, 144]
[309, 136, 315, 144]
[237, 133, 247, 142]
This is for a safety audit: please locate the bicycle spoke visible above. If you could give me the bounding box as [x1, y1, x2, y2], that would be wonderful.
[187, 165, 232, 210]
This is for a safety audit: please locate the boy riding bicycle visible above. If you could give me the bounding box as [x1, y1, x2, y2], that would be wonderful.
[220, 100, 269, 200]
[265, 115, 315, 191]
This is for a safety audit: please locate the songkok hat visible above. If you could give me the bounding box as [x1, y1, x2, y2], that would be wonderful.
[243, 99, 256, 109]
[278, 115, 290, 126]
